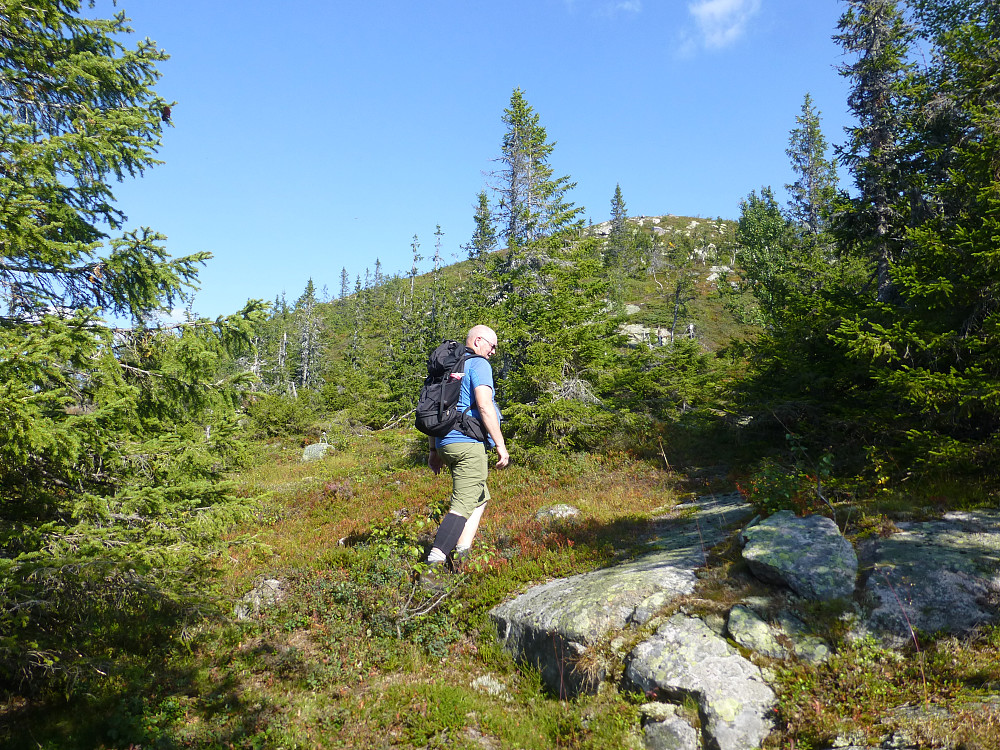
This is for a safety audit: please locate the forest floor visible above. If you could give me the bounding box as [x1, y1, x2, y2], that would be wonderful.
[6, 426, 1000, 749]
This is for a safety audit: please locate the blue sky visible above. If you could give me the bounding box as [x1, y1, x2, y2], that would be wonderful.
[111, 0, 855, 318]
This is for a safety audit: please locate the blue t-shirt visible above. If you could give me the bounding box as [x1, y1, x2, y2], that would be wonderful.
[437, 354, 501, 447]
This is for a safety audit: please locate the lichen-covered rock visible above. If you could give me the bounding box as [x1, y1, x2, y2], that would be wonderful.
[775, 611, 831, 665]
[727, 605, 787, 660]
[491, 493, 756, 696]
[640, 703, 700, 750]
[491, 553, 697, 695]
[301, 442, 330, 461]
[535, 503, 581, 524]
[234, 578, 283, 620]
[625, 615, 774, 750]
[857, 510, 1000, 645]
[727, 605, 831, 664]
[741, 510, 858, 600]
[471, 674, 512, 703]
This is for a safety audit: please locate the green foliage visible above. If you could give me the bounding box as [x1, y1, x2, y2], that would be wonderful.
[804, 0, 1000, 470]
[727, 187, 796, 327]
[466, 190, 497, 260]
[306, 519, 466, 659]
[727, 3, 1000, 477]
[505, 398, 639, 453]
[785, 92, 839, 236]
[612, 338, 724, 427]
[245, 392, 318, 437]
[494, 87, 584, 245]
[736, 433, 834, 517]
[773, 630, 1000, 749]
[0, 0, 266, 696]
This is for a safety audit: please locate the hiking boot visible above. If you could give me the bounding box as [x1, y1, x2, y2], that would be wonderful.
[419, 561, 449, 591]
[449, 549, 470, 573]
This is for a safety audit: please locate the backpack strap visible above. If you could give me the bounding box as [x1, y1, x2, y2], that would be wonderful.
[458, 351, 490, 442]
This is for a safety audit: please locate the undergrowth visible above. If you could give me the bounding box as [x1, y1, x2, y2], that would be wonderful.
[4, 426, 1000, 749]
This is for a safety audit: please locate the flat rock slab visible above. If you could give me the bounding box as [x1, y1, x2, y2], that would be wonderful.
[490, 492, 755, 696]
[649, 492, 756, 564]
[491, 551, 698, 695]
[625, 614, 775, 750]
[858, 510, 1000, 644]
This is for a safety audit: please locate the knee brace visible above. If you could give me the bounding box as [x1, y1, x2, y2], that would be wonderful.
[431, 512, 467, 556]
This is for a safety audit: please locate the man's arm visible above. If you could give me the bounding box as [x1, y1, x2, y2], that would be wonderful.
[474, 384, 509, 468]
[428, 436, 443, 474]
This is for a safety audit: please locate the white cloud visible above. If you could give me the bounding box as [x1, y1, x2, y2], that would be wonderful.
[563, 0, 642, 17]
[688, 0, 761, 49]
[606, 0, 642, 13]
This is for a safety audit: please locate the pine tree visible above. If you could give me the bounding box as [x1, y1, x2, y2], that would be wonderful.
[785, 93, 839, 235]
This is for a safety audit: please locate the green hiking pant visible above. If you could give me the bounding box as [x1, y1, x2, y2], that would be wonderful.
[440, 441, 491, 518]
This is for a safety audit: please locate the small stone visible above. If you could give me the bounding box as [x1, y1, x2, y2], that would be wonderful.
[301, 443, 330, 462]
[535, 503, 581, 523]
[471, 674, 512, 702]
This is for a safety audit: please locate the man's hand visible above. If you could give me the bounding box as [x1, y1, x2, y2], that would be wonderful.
[428, 450, 444, 475]
[474, 384, 509, 468]
[495, 446, 510, 469]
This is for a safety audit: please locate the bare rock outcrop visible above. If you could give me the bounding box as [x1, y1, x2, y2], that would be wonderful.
[856, 510, 1000, 645]
[490, 493, 753, 695]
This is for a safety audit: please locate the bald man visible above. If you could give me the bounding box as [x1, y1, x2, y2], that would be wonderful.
[424, 325, 509, 583]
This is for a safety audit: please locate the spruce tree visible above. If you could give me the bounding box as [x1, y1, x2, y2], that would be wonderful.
[605, 183, 631, 302]
[339, 266, 350, 299]
[493, 88, 583, 246]
[785, 93, 839, 235]
[466, 190, 497, 261]
[833, 0, 1000, 455]
[294, 278, 323, 390]
[0, 1, 264, 693]
[835, 0, 914, 303]
[607, 184, 629, 262]
[408, 234, 422, 302]
[732, 187, 793, 326]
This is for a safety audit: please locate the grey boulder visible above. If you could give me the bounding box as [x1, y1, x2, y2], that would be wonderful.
[741, 510, 858, 600]
[625, 614, 775, 750]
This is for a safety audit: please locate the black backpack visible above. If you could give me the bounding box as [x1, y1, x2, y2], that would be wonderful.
[414, 340, 487, 442]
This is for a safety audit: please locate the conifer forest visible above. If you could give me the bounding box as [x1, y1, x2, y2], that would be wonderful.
[2, 1, 1000, 748]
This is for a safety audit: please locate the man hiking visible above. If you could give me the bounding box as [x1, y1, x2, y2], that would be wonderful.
[424, 325, 509, 582]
